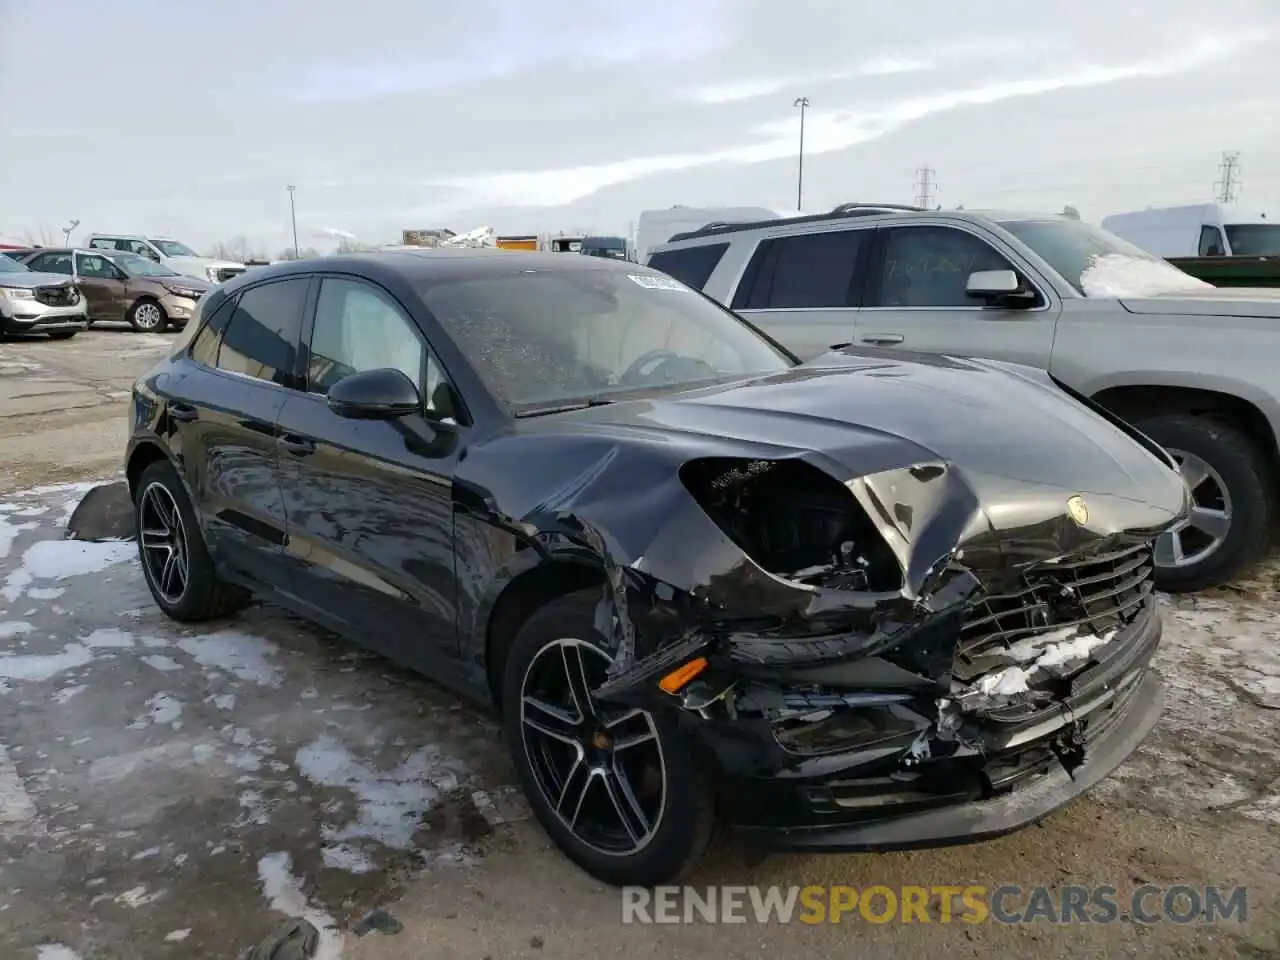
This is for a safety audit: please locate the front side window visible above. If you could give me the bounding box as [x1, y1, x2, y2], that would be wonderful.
[871, 226, 1019, 308]
[215, 278, 308, 385]
[420, 265, 792, 414]
[76, 253, 120, 279]
[27, 253, 73, 275]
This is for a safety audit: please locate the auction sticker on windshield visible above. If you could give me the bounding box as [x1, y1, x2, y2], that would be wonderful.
[628, 274, 689, 291]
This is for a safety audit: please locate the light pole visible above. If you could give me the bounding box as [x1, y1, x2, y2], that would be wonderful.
[793, 97, 809, 211]
[287, 185, 299, 258]
[62, 219, 80, 246]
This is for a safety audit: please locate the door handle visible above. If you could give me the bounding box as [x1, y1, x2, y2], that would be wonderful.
[860, 334, 904, 345]
[277, 435, 316, 456]
[169, 403, 199, 423]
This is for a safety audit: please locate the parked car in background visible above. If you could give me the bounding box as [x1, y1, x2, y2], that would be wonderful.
[124, 249, 1185, 886]
[22, 248, 210, 332]
[85, 233, 246, 285]
[0, 254, 88, 339]
[1101, 204, 1280, 289]
[647, 204, 1280, 592]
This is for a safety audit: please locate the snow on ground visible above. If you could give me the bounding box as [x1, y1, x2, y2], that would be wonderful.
[0, 482, 523, 958]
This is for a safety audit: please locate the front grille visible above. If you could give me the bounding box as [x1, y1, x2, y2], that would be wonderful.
[35, 284, 78, 306]
[954, 543, 1154, 683]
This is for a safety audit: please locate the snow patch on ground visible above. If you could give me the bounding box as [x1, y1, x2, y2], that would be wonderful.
[0, 621, 32, 640]
[296, 734, 460, 870]
[0, 644, 95, 682]
[52, 684, 86, 705]
[36, 947, 83, 960]
[164, 929, 191, 942]
[1080, 253, 1214, 298]
[258, 852, 345, 960]
[142, 654, 183, 672]
[131, 693, 183, 728]
[177, 631, 283, 687]
[82, 627, 135, 649]
[3, 537, 136, 602]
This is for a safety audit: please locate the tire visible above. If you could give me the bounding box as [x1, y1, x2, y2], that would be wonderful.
[47, 331, 77, 340]
[134, 459, 250, 622]
[1137, 413, 1271, 592]
[127, 298, 168, 333]
[500, 590, 717, 886]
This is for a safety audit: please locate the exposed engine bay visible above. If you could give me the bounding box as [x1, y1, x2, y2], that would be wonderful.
[595, 454, 1165, 807]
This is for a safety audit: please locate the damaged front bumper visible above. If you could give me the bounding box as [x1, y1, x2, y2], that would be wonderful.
[595, 571, 1164, 854]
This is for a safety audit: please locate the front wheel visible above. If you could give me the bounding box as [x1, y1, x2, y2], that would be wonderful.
[501, 591, 717, 886]
[128, 298, 168, 333]
[47, 331, 77, 340]
[134, 459, 249, 621]
[1138, 414, 1271, 592]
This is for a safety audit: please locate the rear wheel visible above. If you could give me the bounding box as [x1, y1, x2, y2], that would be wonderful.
[134, 459, 249, 621]
[500, 591, 717, 886]
[128, 298, 167, 333]
[1138, 414, 1271, 592]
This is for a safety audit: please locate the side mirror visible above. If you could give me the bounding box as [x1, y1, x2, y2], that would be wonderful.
[966, 269, 1036, 307]
[327, 368, 422, 420]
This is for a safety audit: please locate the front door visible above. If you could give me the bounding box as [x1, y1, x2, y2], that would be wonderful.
[733, 227, 869, 361]
[857, 224, 1059, 367]
[274, 275, 463, 670]
[73, 252, 130, 321]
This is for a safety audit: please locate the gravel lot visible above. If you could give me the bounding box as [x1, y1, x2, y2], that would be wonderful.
[1, 329, 1277, 959]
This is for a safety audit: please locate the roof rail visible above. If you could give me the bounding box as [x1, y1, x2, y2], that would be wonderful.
[829, 202, 927, 215]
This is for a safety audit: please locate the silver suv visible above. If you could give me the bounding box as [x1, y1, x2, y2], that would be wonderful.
[646, 203, 1280, 593]
[0, 254, 89, 340]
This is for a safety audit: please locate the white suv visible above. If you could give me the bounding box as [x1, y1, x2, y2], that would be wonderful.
[85, 234, 246, 285]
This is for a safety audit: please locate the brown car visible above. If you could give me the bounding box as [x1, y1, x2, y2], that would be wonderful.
[20, 248, 211, 332]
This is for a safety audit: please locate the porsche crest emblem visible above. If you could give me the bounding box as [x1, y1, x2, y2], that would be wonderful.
[1067, 496, 1089, 525]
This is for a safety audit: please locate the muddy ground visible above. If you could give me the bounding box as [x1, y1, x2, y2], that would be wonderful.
[0, 329, 1277, 959]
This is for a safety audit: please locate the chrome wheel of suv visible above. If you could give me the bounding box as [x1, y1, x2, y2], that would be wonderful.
[129, 300, 165, 332]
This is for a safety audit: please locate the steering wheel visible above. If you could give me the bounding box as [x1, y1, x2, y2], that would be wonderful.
[619, 349, 682, 385]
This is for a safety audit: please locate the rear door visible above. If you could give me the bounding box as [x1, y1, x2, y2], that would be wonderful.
[731, 227, 870, 360]
[273, 275, 465, 668]
[176, 277, 311, 585]
[857, 223, 1058, 366]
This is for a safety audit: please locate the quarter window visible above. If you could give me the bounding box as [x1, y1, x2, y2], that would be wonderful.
[215, 278, 308, 386]
[737, 230, 864, 309]
[189, 297, 236, 367]
[646, 243, 729, 290]
[870, 227, 1019, 308]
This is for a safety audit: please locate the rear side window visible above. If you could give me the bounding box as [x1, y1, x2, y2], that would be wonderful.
[734, 230, 864, 309]
[215, 278, 309, 387]
[646, 243, 729, 290]
[88, 238, 120, 250]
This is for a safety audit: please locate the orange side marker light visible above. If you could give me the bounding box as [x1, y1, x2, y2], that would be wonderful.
[659, 657, 709, 694]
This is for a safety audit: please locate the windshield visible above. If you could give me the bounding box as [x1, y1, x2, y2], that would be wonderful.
[152, 239, 198, 257]
[112, 252, 181, 277]
[998, 218, 1203, 296]
[1224, 224, 1280, 257]
[0, 255, 29, 273]
[420, 266, 794, 414]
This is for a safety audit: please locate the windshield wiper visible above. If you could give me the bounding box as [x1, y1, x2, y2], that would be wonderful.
[515, 398, 616, 418]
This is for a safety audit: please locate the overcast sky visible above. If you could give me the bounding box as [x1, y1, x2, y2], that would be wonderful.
[2, 0, 1277, 254]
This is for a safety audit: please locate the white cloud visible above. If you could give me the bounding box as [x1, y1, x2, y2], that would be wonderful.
[431, 32, 1263, 212]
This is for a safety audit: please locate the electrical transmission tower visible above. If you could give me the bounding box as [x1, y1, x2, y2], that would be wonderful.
[1214, 151, 1241, 203]
[914, 166, 936, 209]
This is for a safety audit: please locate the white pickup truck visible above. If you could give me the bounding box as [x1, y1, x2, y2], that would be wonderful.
[84, 233, 246, 285]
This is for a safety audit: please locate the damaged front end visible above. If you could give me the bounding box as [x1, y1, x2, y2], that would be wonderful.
[591, 454, 1173, 851]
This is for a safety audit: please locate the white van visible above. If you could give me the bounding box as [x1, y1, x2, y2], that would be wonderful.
[1101, 204, 1280, 258]
[635, 206, 788, 262]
